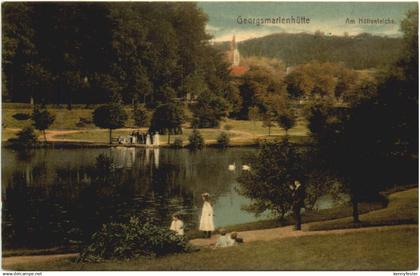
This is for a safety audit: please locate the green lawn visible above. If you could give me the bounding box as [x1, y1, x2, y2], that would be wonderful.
[223, 118, 309, 137]
[6, 226, 418, 271]
[2, 104, 100, 130]
[2, 103, 310, 144]
[308, 188, 418, 231]
[1, 128, 21, 142]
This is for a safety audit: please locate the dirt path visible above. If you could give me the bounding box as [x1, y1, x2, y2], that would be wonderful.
[189, 224, 418, 247]
[43, 130, 86, 142]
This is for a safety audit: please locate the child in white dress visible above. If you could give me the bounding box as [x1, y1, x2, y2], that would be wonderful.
[199, 193, 215, 238]
[170, 214, 184, 236]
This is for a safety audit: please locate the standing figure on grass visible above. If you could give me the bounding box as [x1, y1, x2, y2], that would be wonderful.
[289, 180, 305, 230]
[199, 193, 215, 238]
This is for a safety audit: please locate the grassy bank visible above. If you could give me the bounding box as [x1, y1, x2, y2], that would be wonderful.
[186, 200, 385, 239]
[5, 226, 418, 271]
[308, 188, 418, 231]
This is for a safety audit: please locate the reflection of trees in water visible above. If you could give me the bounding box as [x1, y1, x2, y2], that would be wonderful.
[2, 148, 255, 249]
[3, 170, 75, 248]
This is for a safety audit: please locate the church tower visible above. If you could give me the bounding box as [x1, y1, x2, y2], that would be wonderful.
[231, 35, 240, 66]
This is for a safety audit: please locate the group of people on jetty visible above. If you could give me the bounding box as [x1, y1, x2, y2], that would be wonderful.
[117, 130, 160, 146]
[169, 192, 244, 248]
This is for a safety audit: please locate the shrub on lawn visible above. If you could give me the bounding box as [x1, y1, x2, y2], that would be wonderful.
[223, 124, 233, 131]
[188, 129, 204, 150]
[76, 117, 93, 127]
[78, 217, 188, 262]
[12, 112, 31, 121]
[8, 127, 38, 149]
[216, 132, 230, 148]
[171, 137, 183, 149]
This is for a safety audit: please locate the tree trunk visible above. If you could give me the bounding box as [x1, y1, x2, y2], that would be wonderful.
[167, 133, 171, 144]
[109, 129, 112, 144]
[352, 198, 360, 223]
[43, 130, 47, 143]
[268, 126, 271, 136]
[67, 94, 72, 110]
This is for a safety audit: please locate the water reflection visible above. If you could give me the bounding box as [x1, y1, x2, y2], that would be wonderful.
[2, 147, 259, 249]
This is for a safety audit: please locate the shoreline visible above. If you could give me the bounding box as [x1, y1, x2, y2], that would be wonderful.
[1, 136, 311, 149]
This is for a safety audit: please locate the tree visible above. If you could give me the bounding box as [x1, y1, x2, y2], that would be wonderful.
[132, 104, 150, 129]
[8, 126, 38, 149]
[93, 102, 128, 144]
[237, 138, 321, 230]
[2, 2, 227, 106]
[188, 129, 204, 150]
[155, 85, 177, 106]
[238, 65, 286, 119]
[248, 106, 260, 127]
[21, 63, 53, 104]
[191, 91, 229, 128]
[32, 106, 55, 142]
[61, 70, 87, 110]
[306, 8, 419, 223]
[262, 111, 276, 136]
[149, 103, 184, 144]
[224, 82, 242, 117]
[216, 132, 230, 148]
[181, 73, 208, 102]
[277, 109, 296, 136]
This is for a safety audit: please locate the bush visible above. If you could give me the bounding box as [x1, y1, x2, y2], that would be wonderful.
[12, 112, 31, 121]
[172, 137, 184, 149]
[223, 124, 233, 131]
[217, 132, 230, 148]
[76, 117, 93, 127]
[78, 217, 188, 262]
[8, 127, 38, 149]
[188, 129, 204, 150]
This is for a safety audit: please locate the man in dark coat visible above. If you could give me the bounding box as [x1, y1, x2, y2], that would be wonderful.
[290, 180, 305, 230]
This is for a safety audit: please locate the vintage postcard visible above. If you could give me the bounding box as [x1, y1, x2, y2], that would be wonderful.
[1, 1, 418, 273]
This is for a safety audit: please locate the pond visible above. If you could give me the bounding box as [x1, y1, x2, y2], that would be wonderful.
[2, 147, 342, 249]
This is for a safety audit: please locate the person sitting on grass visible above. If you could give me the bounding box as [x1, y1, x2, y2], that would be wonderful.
[230, 232, 244, 244]
[169, 214, 184, 236]
[214, 228, 235, 248]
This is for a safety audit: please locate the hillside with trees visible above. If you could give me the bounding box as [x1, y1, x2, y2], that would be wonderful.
[216, 33, 403, 69]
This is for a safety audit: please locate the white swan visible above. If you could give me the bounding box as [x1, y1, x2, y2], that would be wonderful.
[228, 162, 236, 171]
[242, 165, 251, 171]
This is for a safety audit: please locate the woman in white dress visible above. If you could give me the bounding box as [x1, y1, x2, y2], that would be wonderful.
[199, 193, 215, 238]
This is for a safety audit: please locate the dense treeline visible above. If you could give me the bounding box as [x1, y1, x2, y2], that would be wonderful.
[2, 2, 230, 107]
[215, 32, 403, 69]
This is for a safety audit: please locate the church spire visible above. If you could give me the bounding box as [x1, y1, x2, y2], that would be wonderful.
[231, 35, 240, 66]
[231, 35, 236, 50]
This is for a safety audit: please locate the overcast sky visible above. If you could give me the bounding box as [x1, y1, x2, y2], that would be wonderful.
[198, 2, 417, 42]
